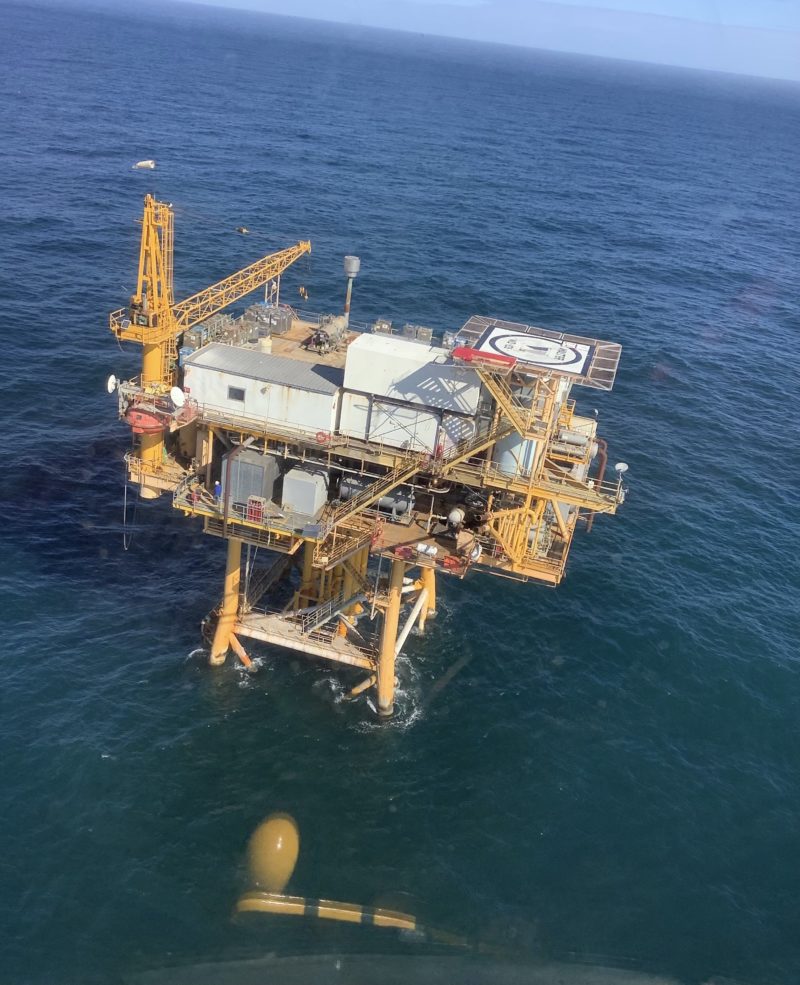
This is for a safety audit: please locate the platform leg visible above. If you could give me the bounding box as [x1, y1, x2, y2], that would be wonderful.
[377, 558, 406, 717]
[210, 537, 243, 666]
[139, 342, 166, 469]
[294, 541, 316, 608]
[342, 562, 355, 615]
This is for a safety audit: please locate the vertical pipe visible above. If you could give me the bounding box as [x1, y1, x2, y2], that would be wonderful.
[210, 537, 243, 666]
[344, 278, 354, 327]
[139, 342, 167, 470]
[342, 563, 355, 613]
[302, 541, 315, 590]
[205, 427, 215, 487]
[295, 540, 316, 609]
[332, 564, 344, 601]
[377, 558, 406, 717]
[586, 438, 607, 534]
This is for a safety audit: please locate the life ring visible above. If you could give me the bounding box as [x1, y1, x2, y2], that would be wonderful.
[316, 430, 331, 445]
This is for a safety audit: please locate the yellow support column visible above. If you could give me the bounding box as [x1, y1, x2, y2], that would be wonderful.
[210, 537, 243, 666]
[342, 562, 355, 612]
[418, 566, 437, 633]
[357, 547, 369, 582]
[139, 341, 167, 471]
[294, 540, 316, 608]
[377, 558, 406, 717]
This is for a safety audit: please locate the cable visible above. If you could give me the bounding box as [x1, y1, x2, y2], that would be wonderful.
[122, 461, 140, 552]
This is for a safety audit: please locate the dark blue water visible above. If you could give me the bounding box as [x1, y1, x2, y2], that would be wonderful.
[2, 2, 799, 983]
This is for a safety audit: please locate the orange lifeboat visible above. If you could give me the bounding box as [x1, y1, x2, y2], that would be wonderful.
[125, 407, 169, 434]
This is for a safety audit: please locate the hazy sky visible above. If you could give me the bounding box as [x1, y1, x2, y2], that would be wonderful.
[189, 0, 800, 81]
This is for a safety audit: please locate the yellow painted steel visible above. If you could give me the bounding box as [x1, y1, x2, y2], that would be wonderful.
[229, 632, 253, 670]
[171, 242, 310, 331]
[106, 199, 625, 701]
[348, 674, 377, 698]
[110, 195, 311, 492]
[300, 541, 315, 599]
[377, 558, 406, 717]
[236, 813, 470, 946]
[247, 814, 300, 893]
[210, 537, 243, 666]
[236, 891, 419, 930]
[235, 889, 470, 948]
[342, 562, 355, 615]
[112, 196, 310, 368]
[418, 566, 437, 633]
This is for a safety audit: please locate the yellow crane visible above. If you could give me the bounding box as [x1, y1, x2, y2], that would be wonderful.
[109, 194, 311, 483]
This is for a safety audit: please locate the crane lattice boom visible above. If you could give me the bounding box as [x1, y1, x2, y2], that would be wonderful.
[109, 194, 311, 381]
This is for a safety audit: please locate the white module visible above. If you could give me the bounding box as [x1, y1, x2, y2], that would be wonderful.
[281, 468, 328, 518]
[183, 343, 342, 437]
[337, 390, 371, 442]
[368, 400, 440, 454]
[344, 333, 481, 416]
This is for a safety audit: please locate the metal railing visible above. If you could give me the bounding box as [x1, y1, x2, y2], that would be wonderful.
[125, 452, 189, 485]
[443, 456, 622, 512]
[173, 472, 318, 542]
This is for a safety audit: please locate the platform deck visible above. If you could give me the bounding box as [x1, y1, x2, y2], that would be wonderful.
[235, 611, 376, 671]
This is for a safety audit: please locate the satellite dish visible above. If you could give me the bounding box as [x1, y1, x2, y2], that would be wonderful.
[106, 374, 118, 394]
[170, 386, 186, 408]
[614, 462, 629, 474]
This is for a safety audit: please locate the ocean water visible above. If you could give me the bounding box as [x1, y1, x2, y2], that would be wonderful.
[1, 2, 799, 983]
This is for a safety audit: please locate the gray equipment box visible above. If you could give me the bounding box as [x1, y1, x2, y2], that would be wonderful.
[281, 468, 328, 518]
[222, 450, 280, 507]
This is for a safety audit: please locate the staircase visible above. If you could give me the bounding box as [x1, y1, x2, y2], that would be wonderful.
[533, 472, 622, 514]
[296, 591, 366, 635]
[438, 418, 516, 473]
[476, 368, 545, 439]
[312, 453, 425, 566]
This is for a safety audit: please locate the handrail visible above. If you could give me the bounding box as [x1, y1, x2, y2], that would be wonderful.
[436, 418, 516, 473]
[445, 456, 622, 511]
[173, 473, 319, 540]
[317, 452, 426, 540]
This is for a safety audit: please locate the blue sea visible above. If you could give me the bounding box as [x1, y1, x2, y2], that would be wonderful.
[1, 2, 799, 983]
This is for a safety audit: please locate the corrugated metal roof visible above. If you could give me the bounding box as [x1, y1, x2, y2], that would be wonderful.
[185, 343, 344, 394]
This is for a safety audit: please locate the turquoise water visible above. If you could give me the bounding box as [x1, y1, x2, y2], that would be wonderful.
[2, 2, 799, 983]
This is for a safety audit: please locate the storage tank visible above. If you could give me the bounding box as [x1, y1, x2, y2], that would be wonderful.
[339, 476, 414, 520]
[492, 433, 540, 477]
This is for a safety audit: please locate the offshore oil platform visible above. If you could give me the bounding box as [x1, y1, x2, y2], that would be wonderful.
[108, 195, 626, 716]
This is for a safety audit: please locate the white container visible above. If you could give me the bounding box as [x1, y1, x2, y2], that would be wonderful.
[344, 333, 481, 415]
[368, 400, 440, 453]
[183, 343, 340, 437]
[281, 468, 328, 517]
[337, 390, 371, 442]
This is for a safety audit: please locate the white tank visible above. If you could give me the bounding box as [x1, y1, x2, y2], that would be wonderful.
[492, 434, 539, 477]
[343, 255, 361, 279]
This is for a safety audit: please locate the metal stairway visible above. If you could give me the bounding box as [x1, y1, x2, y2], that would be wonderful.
[313, 454, 425, 565]
[296, 592, 366, 635]
[476, 368, 546, 439]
